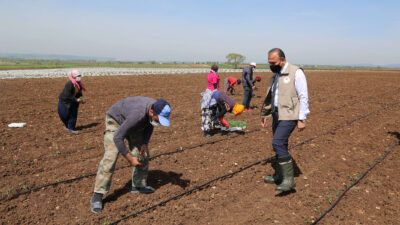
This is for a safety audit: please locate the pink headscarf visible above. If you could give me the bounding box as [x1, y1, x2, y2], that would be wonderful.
[68, 70, 86, 91]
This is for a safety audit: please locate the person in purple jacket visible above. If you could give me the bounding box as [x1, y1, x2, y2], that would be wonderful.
[90, 97, 171, 214]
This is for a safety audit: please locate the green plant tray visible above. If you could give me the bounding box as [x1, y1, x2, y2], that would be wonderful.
[228, 121, 247, 128]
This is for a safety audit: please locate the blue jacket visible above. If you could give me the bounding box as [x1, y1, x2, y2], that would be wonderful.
[242, 66, 253, 87]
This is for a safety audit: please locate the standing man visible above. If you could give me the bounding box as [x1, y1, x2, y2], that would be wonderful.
[242, 62, 257, 111]
[260, 48, 309, 191]
[90, 97, 171, 213]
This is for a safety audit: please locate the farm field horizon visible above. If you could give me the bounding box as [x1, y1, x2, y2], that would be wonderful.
[1, 70, 400, 224]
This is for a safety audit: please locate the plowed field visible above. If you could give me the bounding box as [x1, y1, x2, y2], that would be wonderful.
[1, 70, 399, 224]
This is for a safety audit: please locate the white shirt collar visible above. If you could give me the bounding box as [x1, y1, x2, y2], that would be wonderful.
[280, 62, 288, 74]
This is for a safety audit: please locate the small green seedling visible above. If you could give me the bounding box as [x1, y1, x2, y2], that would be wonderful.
[54, 151, 61, 157]
[327, 194, 333, 204]
[103, 217, 111, 225]
[313, 205, 320, 212]
[12, 160, 18, 166]
[20, 185, 28, 190]
[1, 189, 13, 199]
[56, 179, 60, 183]
[333, 186, 339, 197]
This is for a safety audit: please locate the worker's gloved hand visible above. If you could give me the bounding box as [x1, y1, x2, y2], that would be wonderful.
[79, 97, 86, 104]
[218, 117, 229, 129]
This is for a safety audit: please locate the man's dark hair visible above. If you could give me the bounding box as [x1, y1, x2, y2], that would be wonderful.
[211, 64, 218, 72]
[268, 48, 286, 59]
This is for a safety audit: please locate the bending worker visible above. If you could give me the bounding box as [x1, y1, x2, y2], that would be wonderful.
[205, 91, 244, 137]
[223, 77, 241, 95]
[260, 48, 309, 192]
[90, 97, 171, 213]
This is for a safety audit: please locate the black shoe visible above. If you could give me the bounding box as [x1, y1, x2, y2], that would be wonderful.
[90, 196, 103, 214]
[131, 186, 155, 194]
[203, 133, 212, 138]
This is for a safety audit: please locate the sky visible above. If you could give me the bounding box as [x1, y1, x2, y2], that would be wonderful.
[0, 0, 399, 65]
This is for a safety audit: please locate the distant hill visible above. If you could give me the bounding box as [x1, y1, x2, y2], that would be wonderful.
[385, 64, 400, 68]
[0, 53, 115, 61]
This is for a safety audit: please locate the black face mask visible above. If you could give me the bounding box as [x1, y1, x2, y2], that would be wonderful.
[270, 64, 282, 73]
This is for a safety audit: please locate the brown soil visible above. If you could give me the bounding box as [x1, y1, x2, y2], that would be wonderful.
[1, 71, 400, 225]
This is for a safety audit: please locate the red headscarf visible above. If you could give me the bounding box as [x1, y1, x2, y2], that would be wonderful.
[68, 70, 86, 91]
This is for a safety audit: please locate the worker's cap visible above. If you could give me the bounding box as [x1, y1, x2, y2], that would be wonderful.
[237, 79, 241, 84]
[255, 76, 262, 82]
[153, 99, 171, 126]
[250, 62, 257, 67]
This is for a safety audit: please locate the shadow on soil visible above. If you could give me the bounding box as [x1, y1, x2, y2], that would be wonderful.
[75, 122, 100, 131]
[103, 170, 190, 205]
[388, 131, 400, 143]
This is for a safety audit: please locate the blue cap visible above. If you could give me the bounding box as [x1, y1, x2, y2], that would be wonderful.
[153, 99, 171, 126]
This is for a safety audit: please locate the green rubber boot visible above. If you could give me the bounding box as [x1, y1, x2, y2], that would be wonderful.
[275, 157, 296, 191]
[264, 159, 282, 184]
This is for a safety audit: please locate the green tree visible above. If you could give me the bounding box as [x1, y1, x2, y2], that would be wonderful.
[226, 53, 246, 69]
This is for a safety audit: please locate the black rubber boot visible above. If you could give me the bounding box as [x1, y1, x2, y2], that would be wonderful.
[275, 156, 296, 191]
[264, 158, 282, 184]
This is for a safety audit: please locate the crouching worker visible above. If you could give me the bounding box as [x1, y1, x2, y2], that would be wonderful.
[209, 91, 244, 136]
[90, 97, 171, 214]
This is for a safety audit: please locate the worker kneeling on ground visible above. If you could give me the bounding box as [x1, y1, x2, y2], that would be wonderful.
[204, 91, 244, 138]
[90, 97, 171, 214]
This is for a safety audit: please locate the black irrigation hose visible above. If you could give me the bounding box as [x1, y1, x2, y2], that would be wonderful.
[4, 100, 400, 203]
[1, 130, 256, 202]
[3, 99, 399, 202]
[109, 158, 273, 225]
[311, 140, 400, 225]
[108, 102, 400, 224]
[6, 87, 398, 178]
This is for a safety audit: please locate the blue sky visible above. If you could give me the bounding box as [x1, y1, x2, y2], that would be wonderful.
[0, 0, 399, 65]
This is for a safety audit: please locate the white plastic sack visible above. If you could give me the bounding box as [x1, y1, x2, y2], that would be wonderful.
[8, 123, 27, 128]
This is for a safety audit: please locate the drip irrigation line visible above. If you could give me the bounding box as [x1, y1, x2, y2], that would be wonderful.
[8, 87, 398, 172]
[311, 140, 400, 225]
[3, 101, 399, 203]
[109, 157, 273, 225]
[108, 101, 400, 224]
[150, 129, 258, 160]
[1, 130, 255, 202]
